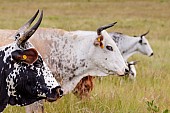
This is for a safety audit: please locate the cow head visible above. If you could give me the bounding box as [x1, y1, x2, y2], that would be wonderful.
[137, 30, 153, 57]
[127, 61, 138, 79]
[89, 22, 128, 76]
[0, 10, 63, 112]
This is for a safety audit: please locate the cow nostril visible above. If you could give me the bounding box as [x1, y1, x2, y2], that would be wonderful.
[46, 86, 63, 102]
[125, 68, 129, 73]
[59, 89, 63, 97]
[150, 53, 153, 56]
[56, 88, 63, 97]
[130, 73, 134, 76]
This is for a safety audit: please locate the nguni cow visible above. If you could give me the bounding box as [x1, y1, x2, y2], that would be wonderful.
[127, 61, 139, 79]
[0, 10, 63, 112]
[31, 22, 128, 94]
[109, 31, 153, 61]
[72, 30, 153, 99]
[0, 22, 128, 113]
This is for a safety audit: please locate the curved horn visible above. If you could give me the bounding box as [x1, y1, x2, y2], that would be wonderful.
[17, 10, 43, 47]
[141, 30, 150, 37]
[97, 22, 117, 35]
[17, 10, 39, 34]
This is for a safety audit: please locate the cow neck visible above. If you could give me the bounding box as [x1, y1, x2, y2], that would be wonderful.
[0, 50, 10, 112]
[121, 37, 140, 60]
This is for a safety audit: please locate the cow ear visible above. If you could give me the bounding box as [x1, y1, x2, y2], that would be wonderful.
[94, 35, 104, 48]
[12, 48, 38, 64]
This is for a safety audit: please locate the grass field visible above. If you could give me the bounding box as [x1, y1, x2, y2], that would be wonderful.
[1, 0, 170, 113]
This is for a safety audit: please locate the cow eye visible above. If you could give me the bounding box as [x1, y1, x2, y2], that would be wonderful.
[139, 40, 142, 44]
[143, 43, 147, 45]
[106, 45, 113, 51]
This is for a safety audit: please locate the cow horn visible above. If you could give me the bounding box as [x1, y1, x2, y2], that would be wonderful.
[16, 10, 39, 34]
[17, 10, 43, 47]
[141, 30, 149, 37]
[97, 22, 117, 35]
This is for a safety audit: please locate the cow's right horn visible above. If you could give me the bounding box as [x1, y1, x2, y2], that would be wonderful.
[16, 10, 43, 48]
[141, 30, 150, 37]
[97, 22, 117, 35]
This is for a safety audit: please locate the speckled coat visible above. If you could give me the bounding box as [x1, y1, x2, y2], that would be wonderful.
[0, 40, 60, 112]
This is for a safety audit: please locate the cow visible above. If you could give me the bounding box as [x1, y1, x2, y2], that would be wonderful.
[25, 22, 128, 94]
[127, 61, 139, 79]
[72, 30, 153, 99]
[109, 31, 153, 61]
[0, 22, 128, 113]
[0, 10, 63, 112]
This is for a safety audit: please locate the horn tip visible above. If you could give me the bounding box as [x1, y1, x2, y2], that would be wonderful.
[113, 22, 117, 24]
[36, 9, 40, 14]
[112, 22, 117, 26]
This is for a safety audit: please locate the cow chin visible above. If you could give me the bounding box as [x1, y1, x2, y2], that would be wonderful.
[46, 86, 63, 102]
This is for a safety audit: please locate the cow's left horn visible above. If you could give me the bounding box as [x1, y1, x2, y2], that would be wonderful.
[17, 10, 43, 47]
[97, 22, 117, 35]
[141, 30, 150, 37]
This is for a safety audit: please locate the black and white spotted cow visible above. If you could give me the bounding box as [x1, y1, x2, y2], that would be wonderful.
[0, 10, 63, 112]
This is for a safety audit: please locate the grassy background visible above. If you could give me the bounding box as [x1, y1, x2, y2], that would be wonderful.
[1, 0, 170, 112]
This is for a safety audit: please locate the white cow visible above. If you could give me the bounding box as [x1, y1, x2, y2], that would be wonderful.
[31, 22, 128, 94]
[72, 30, 153, 99]
[127, 61, 138, 79]
[73, 30, 153, 77]
[110, 31, 153, 78]
[109, 31, 153, 61]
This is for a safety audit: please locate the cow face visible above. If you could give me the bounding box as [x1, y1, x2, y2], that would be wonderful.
[0, 10, 63, 112]
[138, 31, 153, 57]
[89, 23, 128, 76]
[127, 61, 138, 79]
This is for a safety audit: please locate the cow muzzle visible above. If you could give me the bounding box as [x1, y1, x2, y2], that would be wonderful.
[117, 67, 129, 76]
[149, 52, 153, 57]
[46, 86, 63, 102]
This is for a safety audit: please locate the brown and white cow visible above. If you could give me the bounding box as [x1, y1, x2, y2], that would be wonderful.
[0, 23, 128, 94]
[0, 22, 128, 113]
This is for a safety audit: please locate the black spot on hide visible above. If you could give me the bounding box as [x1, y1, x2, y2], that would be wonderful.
[4, 47, 10, 51]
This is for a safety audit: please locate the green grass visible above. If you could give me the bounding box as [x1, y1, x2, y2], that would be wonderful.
[1, 0, 170, 113]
